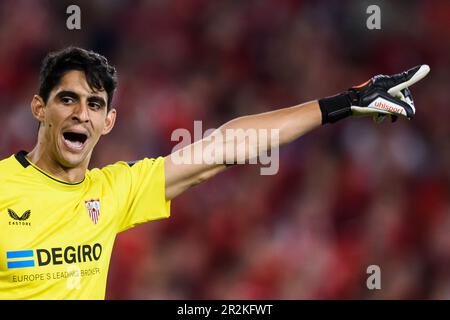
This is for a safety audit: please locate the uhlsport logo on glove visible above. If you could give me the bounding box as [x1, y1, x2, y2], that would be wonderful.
[371, 98, 406, 116]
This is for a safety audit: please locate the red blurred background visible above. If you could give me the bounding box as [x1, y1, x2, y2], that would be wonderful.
[1, 0, 449, 299]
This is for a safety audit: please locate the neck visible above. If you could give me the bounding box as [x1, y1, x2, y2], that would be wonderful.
[27, 144, 89, 184]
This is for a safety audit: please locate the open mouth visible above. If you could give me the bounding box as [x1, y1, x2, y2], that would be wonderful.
[62, 132, 88, 150]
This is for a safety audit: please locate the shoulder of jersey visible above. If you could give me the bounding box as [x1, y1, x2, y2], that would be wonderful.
[0, 154, 24, 182]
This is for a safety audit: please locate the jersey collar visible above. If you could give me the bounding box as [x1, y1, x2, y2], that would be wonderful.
[14, 150, 86, 186]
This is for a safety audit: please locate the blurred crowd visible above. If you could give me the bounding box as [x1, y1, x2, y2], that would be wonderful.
[0, 0, 449, 299]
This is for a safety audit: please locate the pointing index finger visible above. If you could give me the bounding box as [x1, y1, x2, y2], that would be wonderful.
[388, 64, 430, 95]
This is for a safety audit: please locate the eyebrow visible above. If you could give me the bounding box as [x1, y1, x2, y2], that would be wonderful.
[55, 90, 107, 107]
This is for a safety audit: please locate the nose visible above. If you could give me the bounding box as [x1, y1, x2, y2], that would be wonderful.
[72, 101, 90, 123]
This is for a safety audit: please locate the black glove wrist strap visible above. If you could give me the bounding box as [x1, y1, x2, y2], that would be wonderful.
[318, 92, 353, 124]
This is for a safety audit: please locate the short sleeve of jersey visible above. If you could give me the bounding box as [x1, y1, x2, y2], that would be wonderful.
[99, 157, 171, 233]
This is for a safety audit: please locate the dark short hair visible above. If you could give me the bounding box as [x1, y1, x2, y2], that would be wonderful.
[38, 47, 117, 110]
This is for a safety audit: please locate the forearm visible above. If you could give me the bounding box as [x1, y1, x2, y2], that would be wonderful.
[171, 100, 321, 166]
[165, 100, 322, 200]
[218, 100, 322, 149]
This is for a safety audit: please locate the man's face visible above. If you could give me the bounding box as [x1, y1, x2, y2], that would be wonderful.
[32, 70, 116, 169]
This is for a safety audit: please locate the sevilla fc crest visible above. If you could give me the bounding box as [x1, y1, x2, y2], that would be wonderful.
[85, 199, 101, 224]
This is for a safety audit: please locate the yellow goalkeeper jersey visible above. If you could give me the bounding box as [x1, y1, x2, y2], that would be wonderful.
[0, 151, 171, 300]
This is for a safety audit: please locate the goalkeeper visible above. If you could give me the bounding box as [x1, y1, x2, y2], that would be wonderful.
[0, 46, 429, 299]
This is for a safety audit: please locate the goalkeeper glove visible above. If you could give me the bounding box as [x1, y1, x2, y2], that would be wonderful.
[318, 64, 430, 124]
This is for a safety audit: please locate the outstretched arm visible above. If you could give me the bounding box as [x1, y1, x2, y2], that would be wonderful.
[165, 100, 321, 200]
[164, 65, 430, 201]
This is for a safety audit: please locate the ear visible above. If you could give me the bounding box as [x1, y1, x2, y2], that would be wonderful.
[102, 108, 117, 135]
[30, 95, 46, 123]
